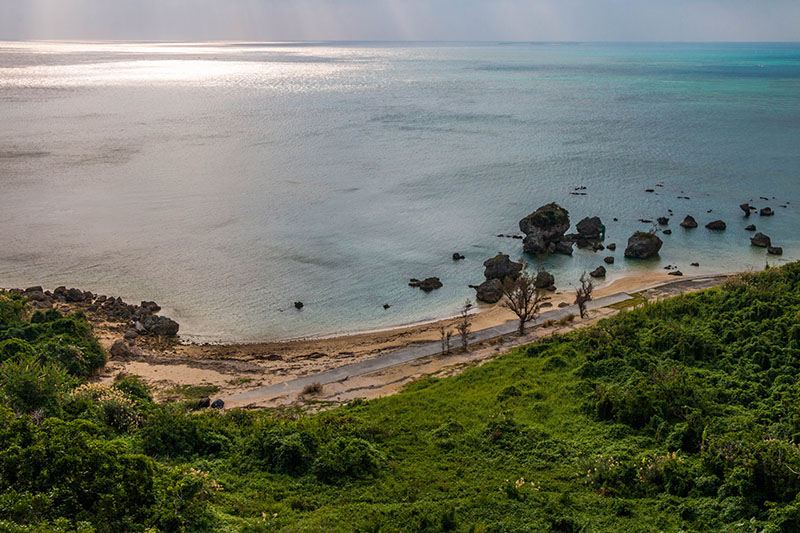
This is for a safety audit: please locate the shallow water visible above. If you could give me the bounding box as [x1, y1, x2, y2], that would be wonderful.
[1, 41, 798, 342]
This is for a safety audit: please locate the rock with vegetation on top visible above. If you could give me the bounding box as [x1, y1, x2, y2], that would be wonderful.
[624, 231, 663, 259]
[680, 216, 698, 228]
[519, 203, 570, 254]
[750, 232, 771, 248]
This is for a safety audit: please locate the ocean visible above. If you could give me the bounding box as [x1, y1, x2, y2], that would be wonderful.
[1, 41, 799, 342]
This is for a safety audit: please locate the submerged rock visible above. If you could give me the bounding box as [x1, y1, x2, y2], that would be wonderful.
[705, 220, 727, 231]
[680, 216, 698, 228]
[760, 207, 774, 216]
[624, 232, 663, 259]
[409, 277, 443, 292]
[745, 224, 757, 231]
[768, 246, 783, 255]
[657, 217, 669, 225]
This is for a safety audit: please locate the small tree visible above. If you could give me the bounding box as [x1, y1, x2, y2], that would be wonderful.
[575, 272, 594, 319]
[439, 326, 452, 354]
[455, 300, 472, 352]
[501, 268, 544, 335]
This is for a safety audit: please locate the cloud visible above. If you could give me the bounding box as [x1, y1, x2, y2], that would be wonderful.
[2, 0, 799, 41]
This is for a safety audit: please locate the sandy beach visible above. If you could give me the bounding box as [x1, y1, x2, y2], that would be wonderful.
[90, 269, 716, 406]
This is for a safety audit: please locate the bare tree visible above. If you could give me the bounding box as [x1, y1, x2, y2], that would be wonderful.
[575, 272, 594, 319]
[455, 300, 472, 352]
[501, 267, 545, 335]
[439, 326, 452, 354]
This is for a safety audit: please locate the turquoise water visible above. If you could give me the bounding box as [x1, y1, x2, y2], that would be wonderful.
[1, 41, 799, 342]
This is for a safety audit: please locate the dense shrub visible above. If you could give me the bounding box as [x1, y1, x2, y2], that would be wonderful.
[139, 405, 231, 459]
[0, 356, 72, 417]
[245, 423, 319, 475]
[314, 436, 385, 482]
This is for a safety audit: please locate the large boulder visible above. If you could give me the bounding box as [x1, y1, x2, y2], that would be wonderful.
[520, 203, 570, 254]
[680, 216, 698, 228]
[576, 216, 604, 240]
[483, 254, 522, 281]
[140, 315, 180, 336]
[624, 232, 663, 259]
[534, 271, 556, 290]
[750, 232, 771, 248]
[590, 266, 607, 278]
[471, 279, 504, 304]
[706, 220, 726, 231]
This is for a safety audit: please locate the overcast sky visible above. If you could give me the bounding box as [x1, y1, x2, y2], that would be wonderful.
[2, 0, 799, 42]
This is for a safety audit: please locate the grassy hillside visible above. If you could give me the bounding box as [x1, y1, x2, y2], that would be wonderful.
[3, 264, 800, 531]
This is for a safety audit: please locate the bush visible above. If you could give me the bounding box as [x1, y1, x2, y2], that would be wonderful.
[0, 356, 72, 417]
[314, 437, 385, 482]
[140, 406, 231, 459]
[246, 424, 318, 475]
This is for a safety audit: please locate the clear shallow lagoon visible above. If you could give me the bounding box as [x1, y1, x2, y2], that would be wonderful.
[1, 41, 799, 342]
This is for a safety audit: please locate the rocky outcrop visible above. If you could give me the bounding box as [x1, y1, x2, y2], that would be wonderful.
[624, 232, 663, 259]
[294, 301, 304, 309]
[519, 203, 570, 254]
[471, 279, 504, 304]
[483, 254, 522, 281]
[668, 270, 683, 276]
[554, 241, 574, 256]
[109, 339, 146, 360]
[534, 271, 556, 291]
[604, 256, 615, 264]
[745, 224, 756, 231]
[590, 266, 606, 278]
[575, 216, 604, 240]
[740, 203, 751, 216]
[680, 216, 698, 229]
[409, 277, 443, 292]
[452, 253, 465, 261]
[657, 217, 669, 225]
[606, 243, 616, 251]
[760, 207, 774, 216]
[768, 246, 783, 255]
[705, 220, 726, 231]
[750, 232, 771, 247]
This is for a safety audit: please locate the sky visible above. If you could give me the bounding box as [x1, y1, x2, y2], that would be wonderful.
[1, 0, 799, 42]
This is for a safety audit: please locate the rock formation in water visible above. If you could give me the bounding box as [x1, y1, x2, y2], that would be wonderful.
[519, 203, 571, 255]
[624, 231, 663, 259]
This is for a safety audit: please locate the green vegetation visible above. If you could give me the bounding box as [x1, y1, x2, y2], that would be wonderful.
[3, 263, 800, 531]
[526, 202, 570, 228]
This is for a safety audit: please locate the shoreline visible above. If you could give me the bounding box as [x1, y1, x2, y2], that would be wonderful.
[177, 267, 700, 347]
[94, 269, 726, 405]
